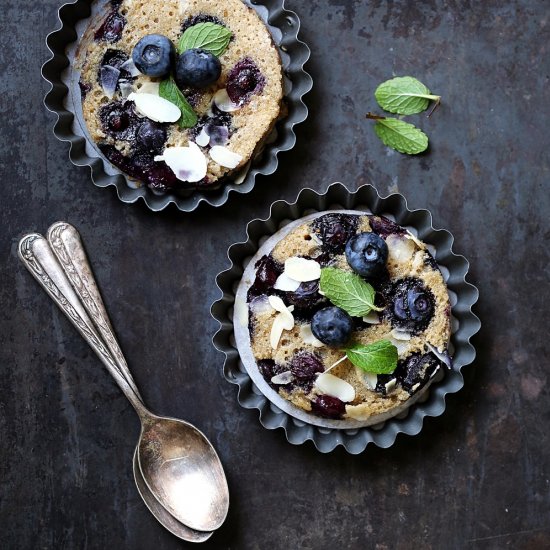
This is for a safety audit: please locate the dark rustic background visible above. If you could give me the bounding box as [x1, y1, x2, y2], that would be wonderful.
[1, 1, 549, 548]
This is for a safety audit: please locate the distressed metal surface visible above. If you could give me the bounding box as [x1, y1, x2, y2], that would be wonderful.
[1, 0, 550, 548]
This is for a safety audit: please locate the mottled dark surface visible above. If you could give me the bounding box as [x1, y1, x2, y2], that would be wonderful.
[1, 1, 549, 548]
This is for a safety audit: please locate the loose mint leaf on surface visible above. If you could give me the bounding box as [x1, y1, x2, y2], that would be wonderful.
[372, 117, 429, 155]
[375, 76, 441, 115]
[178, 22, 232, 56]
[159, 77, 197, 128]
[346, 340, 398, 374]
[319, 267, 384, 318]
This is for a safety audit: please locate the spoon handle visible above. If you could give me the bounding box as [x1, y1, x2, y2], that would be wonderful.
[46, 222, 141, 399]
[18, 233, 146, 415]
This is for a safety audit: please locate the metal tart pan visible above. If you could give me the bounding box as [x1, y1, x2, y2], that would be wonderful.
[211, 183, 481, 453]
[42, 0, 312, 212]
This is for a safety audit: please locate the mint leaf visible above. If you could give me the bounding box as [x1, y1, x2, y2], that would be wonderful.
[178, 22, 232, 56]
[159, 77, 197, 128]
[320, 267, 384, 317]
[373, 117, 428, 155]
[346, 340, 398, 374]
[375, 76, 441, 115]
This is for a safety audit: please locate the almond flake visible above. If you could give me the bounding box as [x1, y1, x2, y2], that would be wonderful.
[315, 373, 356, 402]
[390, 329, 411, 341]
[362, 312, 380, 324]
[195, 127, 210, 147]
[356, 368, 377, 390]
[270, 312, 294, 349]
[268, 295, 288, 313]
[128, 92, 181, 123]
[154, 142, 207, 182]
[405, 230, 425, 249]
[209, 146, 243, 169]
[271, 371, 294, 385]
[387, 233, 416, 263]
[120, 58, 142, 77]
[213, 88, 240, 112]
[284, 257, 321, 282]
[411, 383, 421, 392]
[426, 343, 453, 369]
[138, 81, 160, 95]
[299, 324, 324, 348]
[234, 161, 251, 185]
[100, 66, 120, 99]
[384, 379, 397, 394]
[274, 272, 301, 292]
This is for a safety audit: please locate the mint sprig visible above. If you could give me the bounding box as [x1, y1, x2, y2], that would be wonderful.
[345, 340, 398, 374]
[159, 77, 197, 128]
[320, 267, 384, 317]
[375, 76, 441, 115]
[369, 116, 429, 155]
[178, 22, 232, 56]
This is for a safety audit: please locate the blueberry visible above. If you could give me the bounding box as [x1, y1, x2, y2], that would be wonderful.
[286, 280, 326, 311]
[132, 34, 175, 78]
[226, 58, 265, 105]
[385, 278, 435, 333]
[248, 255, 283, 299]
[392, 353, 441, 393]
[99, 101, 139, 141]
[311, 306, 354, 347]
[175, 49, 221, 89]
[94, 8, 126, 43]
[311, 214, 358, 254]
[289, 352, 324, 380]
[136, 120, 167, 152]
[311, 395, 346, 419]
[368, 215, 406, 238]
[345, 232, 388, 280]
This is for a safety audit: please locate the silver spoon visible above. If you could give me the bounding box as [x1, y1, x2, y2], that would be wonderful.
[18, 224, 229, 536]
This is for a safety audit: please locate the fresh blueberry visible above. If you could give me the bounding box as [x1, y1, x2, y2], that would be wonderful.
[136, 120, 167, 152]
[226, 58, 265, 105]
[311, 395, 346, 419]
[311, 214, 358, 254]
[175, 48, 221, 89]
[132, 34, 175, 78]
[311, 306, 354, 347]
[345, 232, 388, 280]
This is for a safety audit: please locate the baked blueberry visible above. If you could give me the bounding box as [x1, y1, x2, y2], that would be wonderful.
[386, 278, 435, 333]
[132, 34, 175, 77]
[175, 48, 221, 89]
[311, 213, 358, 254]
[136, 120, 167, 152]
[345, 232, 388, 280]
[226, 58, 265, 105]
[289, 352, 324, 380]
[311, 306, 354, 347]
[94, 8, 126, 43]
[311, 395, 346, 419]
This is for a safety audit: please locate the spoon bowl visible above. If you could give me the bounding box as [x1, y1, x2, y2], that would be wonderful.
[137, 414, 229, 532]
[132, 448, 213, 543]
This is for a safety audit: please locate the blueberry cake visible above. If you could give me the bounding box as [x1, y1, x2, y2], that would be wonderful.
[237, 211, 453, 425]
[77, 0, 283, 192]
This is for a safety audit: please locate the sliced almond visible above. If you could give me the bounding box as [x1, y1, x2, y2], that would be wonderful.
[426, 343, 453, 369]
[362, 312, 380, 325]
[315, 373, 356, 403]
[100, 66, 120, 99]
[268, 295, 287, 313]
[234, 160, 251, 185]
[137, 81, 160, 95]
[154, 142, 207, 183]
[270, 312, 294, 349]
[213, 88, 240, 112]
[274, 272, 301, 292]
[356, 368, 377, 390]
[411, 383, 421, 392]
[299, 324, 324, 348]
[195, 127, 210, 147]
[210, 146, 243, 169]
[385, 379, 397, 394]
[390, 329, 411, 341]
[120, 57, 142, 77]
[284, 257, 321, 282]
[271, 371, 294, 385]
[128, 92, 181, 123]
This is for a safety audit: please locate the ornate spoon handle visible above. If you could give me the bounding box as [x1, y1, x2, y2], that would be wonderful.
[46, 222, 140, 398]
[18, 233, 144, 412]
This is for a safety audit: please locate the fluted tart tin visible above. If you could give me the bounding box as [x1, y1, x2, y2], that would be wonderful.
[212, 183, 480, 453]
[42, 0, 312, 212]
